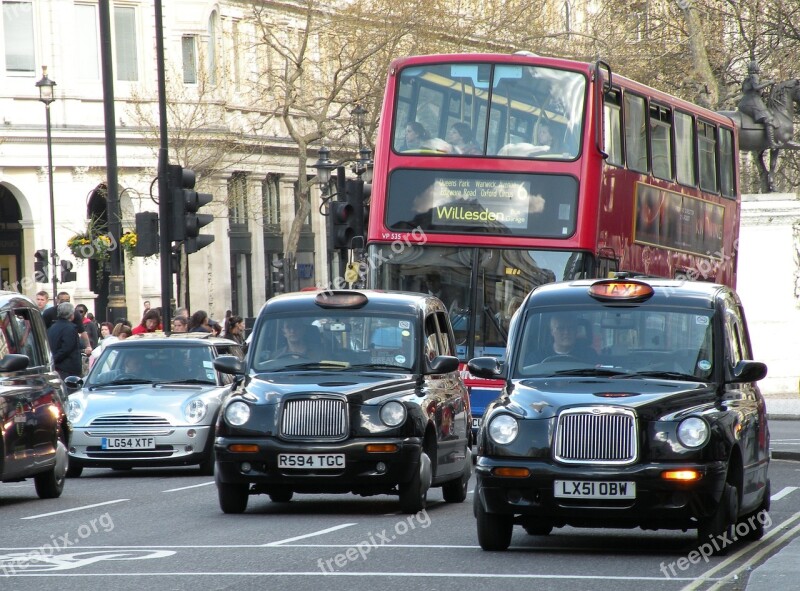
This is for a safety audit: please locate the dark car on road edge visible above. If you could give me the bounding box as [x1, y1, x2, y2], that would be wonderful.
[213, 289, 473, 514]
[468, 277, 770, 551]
[0, 292, 69, 499]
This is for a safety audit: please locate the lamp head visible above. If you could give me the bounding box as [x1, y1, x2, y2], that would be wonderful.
[36, 66, 56, 105]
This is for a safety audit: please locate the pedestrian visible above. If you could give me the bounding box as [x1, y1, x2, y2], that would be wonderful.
[35, 290, 51, 312]
[224, 315, 246, 345]
[172, 315, 189, 333]
[188, 310, 212, 333]
[47, 302, 82, 380]
[98, 322, 114, 343]
[75, 304, 99, 348]
[42, 292, 92, 356]
[132, 309, 162, 334]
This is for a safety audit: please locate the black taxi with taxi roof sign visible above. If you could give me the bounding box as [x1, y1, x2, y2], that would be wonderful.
[468, 277, 770, 551]
[212, 289, 472, 514]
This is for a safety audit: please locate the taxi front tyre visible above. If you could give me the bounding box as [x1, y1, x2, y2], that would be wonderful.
[269, 489, 294, 503]
[218, 481, 249, 514]
[34, 435, 68, 499]
[697, 482, 738, 554]
[476, 496, 513, 551]
[399, 451, 431, 513]
[442, 446, 472, 503]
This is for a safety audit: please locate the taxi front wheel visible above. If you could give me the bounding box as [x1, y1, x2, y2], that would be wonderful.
[218, 481, 249, 514]
[399, 451, 431, 513]
[476, 496, 513, 551]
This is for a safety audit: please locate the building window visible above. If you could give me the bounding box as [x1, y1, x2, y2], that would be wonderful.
[114, 5, 138, 81]
[3, 1, 35, 74]
[75, 3, 99, 80]
[262, 174, 281, 227]
[207, 11, 217, 85]
[228, 172, 248, 225]
[182, 36, 197, 84]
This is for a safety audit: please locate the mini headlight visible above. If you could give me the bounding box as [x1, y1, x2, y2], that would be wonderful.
[225, 400, 251, 426]
[488, 414, 518, 445]
[67, 398, 84, 424]
[677, 417, 709, 448]
[185, 399, 207, 424]
[379, 401, 407, 427]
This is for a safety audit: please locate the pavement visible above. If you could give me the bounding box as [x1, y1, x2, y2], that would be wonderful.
[744, 393, 800, 591]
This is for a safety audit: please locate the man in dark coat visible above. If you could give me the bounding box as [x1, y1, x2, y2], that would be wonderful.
[47, 302, 82, 380]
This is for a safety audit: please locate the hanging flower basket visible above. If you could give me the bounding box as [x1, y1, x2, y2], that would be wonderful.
[120, 232, 137, 263]
[67, 233, 112, 262]
[66, 216, 113, 262]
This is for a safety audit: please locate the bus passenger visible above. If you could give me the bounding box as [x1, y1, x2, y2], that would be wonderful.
[447, 122, 480, 155]
[403, 122, 430, 150]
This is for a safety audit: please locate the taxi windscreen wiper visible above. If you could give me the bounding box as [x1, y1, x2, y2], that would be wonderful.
[553, 367, 634, 377]
[347, 363, 410, 372]
[627, 370, 704, 381]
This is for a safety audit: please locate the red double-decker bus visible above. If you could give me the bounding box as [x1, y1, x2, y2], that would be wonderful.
[365, 53, 740, 432]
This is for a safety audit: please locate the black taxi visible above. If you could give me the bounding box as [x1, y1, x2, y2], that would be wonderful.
[0, 291, 69, 499]
[213, 290, 472, 514]
[468, 277, 770, 551]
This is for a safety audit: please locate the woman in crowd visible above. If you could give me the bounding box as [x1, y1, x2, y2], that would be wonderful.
[132, 309, 162, 334]
[224, 315, 246, 345]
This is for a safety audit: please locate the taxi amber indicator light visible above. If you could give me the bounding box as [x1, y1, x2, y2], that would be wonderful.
[229, 444, 259, 453]
[315, 291, 369, 308]
[661, 469, 702, 482]
[589, 280, 654, 301]
[493, 467, 530, 478]
[365, 444, 399, 453]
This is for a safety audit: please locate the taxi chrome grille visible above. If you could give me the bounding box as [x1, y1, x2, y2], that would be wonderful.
[554, 407, 637, 465]
[280, 396, 348, 440]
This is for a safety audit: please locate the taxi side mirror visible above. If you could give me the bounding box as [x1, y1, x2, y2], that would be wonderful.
[467, 356, 504, 379]
[428, 355, 459, 374]
[729, 360, 767, 384]
[214, 355, 246, 376]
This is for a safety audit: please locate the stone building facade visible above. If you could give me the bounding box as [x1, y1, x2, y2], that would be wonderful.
[0, 1, 326, 323]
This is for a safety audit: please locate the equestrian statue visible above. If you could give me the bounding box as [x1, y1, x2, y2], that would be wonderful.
[720, 61, 800, 193]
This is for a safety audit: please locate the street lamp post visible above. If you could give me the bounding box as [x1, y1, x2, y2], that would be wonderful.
[313, 146, 338, 283]
[36, 67, 58, 299]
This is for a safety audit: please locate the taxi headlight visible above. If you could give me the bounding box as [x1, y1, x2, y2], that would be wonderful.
[67, 398, 84, 424]
[677, 417, 709, 448]
[488, 414, 518, 445]
[379, 401, 407, 427]
[185, 399, 207, 424]
[225, 401, 251, 426]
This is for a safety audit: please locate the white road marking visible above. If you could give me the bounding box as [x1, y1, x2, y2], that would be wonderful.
[263, 523, 357, 546]
[770, 486, 798, 501]
[0, 571, 714, 581]
[162, 481, 215, 493]
[21, 499, 129, 520]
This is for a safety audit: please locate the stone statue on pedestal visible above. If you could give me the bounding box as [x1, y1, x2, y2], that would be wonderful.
[720, 62, 800, 192]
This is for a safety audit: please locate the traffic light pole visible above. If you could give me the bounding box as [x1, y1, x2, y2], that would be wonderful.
[155, 0, 172, 332]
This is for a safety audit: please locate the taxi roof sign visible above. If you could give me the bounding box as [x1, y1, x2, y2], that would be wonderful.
[315, 290, 369, 308]
[588, 280, 654, 301]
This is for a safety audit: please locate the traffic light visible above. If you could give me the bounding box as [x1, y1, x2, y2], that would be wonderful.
[330, 198, 354, 250]
[134, 211, 159, 256]
[345, 179, 367, 245]
[34, 249, 49, 284]
[271, 259, 286, 295]
[59, 260, 77, 283]
[168, 164, 215, 253]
